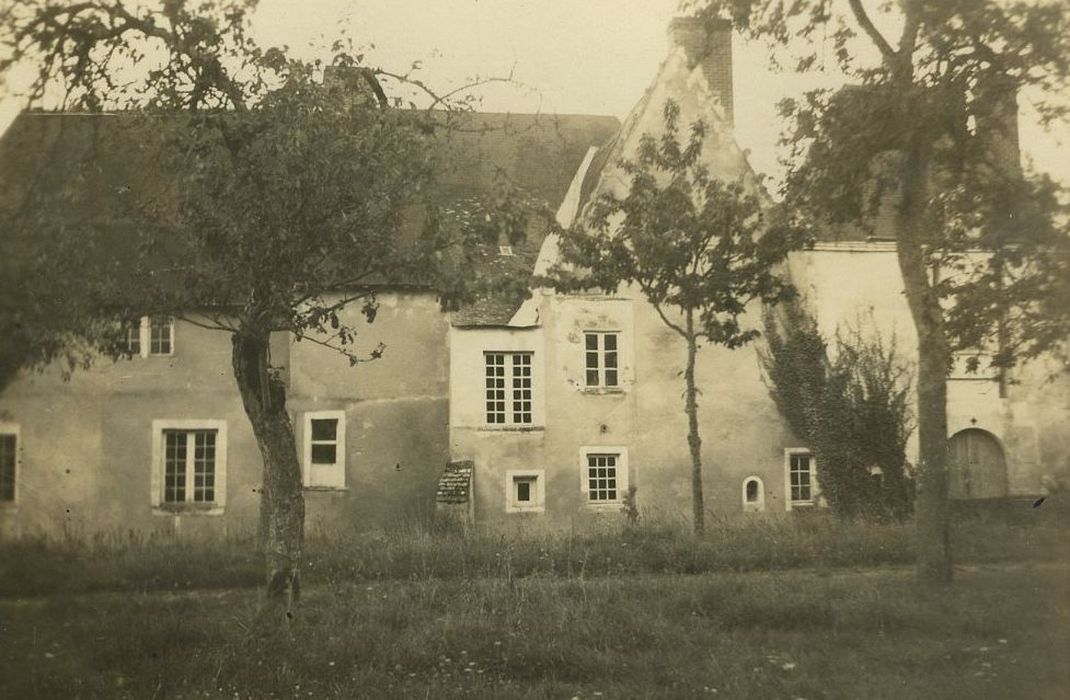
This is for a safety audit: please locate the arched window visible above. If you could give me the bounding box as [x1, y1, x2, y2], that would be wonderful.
[742, 476, 765, 512]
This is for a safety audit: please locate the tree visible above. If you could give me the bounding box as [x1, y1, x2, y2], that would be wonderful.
[0, 0, 501, 624]
[688, 0, 1070, 583]
[547, 101, 796, 535]
[760, 303, 914, 520]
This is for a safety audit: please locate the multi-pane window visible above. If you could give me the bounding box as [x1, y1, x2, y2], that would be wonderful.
[124, 316, 175, 357]
[149, 317, 173, 355]
[584, 332, 619, 388]
[586, 453, 619, 503]
[511, 354, 532, 423]
[485, 352, 533, 425]
[163, 430, 217, 504]
[0, 431, 16, 503]
[303, 411, 346, 489]
[124, 319, 142, 355]
[789, 452, 814, 505]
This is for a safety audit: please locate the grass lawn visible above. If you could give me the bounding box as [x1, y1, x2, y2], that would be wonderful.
[1, 561, 1067, 699]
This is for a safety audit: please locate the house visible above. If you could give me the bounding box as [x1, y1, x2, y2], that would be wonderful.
[0, 108, 619, 538]
[444, 18, 1070, 525]
[1, 18, 1066, 539]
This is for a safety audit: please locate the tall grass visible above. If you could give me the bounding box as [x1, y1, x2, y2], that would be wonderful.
[1, 508, 1066, 597]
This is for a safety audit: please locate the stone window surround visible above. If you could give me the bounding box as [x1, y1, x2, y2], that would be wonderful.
[151, 419, 227, 515]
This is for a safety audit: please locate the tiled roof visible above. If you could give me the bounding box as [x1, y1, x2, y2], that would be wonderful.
[436, 460, 473, 504]
[0, 110, 619, 311]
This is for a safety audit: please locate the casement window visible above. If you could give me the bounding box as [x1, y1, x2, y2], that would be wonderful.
[584, 331, 619, 388]
[580, 447, 629, 506]
[123, 319, 142, 355]
[302, 410, 346, 489]
[149, 317, 174, 355]
[741, 475, 765, 512]
[484, 352, 533, 425]
[0, 425, 19, 504]
[151, 420, 227, 512]
[505, 469, 545, 513]
[126, 317, 175, 357]
[785, 449, 816, 509]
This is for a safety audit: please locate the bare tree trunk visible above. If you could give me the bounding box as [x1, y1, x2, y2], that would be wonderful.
[231, 329, 305, 626]
[895, 146, 953, 585]
[684, 311, 705, 536]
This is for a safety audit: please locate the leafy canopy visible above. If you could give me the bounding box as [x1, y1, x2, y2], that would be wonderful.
[549, 100, 797, 346]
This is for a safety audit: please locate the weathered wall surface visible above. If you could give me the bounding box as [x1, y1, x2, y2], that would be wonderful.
[0, 291, 451, 539]
[790, 243, 1070, 495]
[449, 289, 799, 528]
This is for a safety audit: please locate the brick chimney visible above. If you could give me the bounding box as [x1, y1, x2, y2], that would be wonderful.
[667, 17, 734, 127]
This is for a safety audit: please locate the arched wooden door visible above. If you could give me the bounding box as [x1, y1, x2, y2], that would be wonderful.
[949, 429, 1008, 499]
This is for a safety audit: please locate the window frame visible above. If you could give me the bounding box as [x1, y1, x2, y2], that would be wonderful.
[505, 469, 545, 513]
[583, 331, 621, 390]
[302, 410, 347, 490]
[126, 316, 176, 358]
[151, 419, 227, 514]
[579, 446, 629, 508]
[0, 423, 20, 506]
[484, 351, 534, 426]
[783, 448, 818, 510]
[148, 316, 175, 356]
[741, 475, 765, 513]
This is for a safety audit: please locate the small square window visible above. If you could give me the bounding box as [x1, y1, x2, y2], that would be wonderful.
[506, 470, 544, 513]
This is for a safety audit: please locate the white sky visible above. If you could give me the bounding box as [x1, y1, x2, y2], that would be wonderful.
[1, 0, 1067, 189]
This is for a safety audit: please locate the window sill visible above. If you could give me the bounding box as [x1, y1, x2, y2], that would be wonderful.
[476, 425, 545, 432]
[305, 486, 350, 492]
[580, 387, 625, 396]
[153, 504, 224, 516]
[585, 502, 623, 511]
[505, 506, 545, 514]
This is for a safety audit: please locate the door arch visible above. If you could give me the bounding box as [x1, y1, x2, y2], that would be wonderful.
[948, 429, 1008, 499]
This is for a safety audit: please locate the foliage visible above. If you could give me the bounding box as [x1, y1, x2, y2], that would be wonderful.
[552, 100, 796, 348]
[760, 303, 915, 519]
[687, 0, 1070, 583]
[0, 0, 517, 615]
[545, 99, 798, 534]
[4, 561, 1069, 698]
[4, 512, 1069, 597]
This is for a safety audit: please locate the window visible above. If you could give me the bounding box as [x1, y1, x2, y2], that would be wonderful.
[0, 425, 18, 504]
[485, 352, 533, 425]
[125, 317, 175, 357]
[580, 447, 629, 506]
[505, 469, 545, 513]
[584, 332, 619, 388]
[149, 317, 174, 355]
[742, 476, 765, 512]
[303, 410, 346, 489]
[123, 319, 141, 355]
[785, 450, 816, 508]
[151, 420, 227, 512]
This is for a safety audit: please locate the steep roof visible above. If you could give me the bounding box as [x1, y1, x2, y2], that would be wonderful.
[0, 110, 620, 308]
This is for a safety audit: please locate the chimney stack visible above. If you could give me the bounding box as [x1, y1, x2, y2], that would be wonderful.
[668, 17, 734, 127]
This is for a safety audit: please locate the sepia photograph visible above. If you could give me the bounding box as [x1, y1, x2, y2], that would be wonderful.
[0, 1, 1068, 697]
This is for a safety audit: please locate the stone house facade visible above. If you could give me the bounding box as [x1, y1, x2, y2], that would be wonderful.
[1, 19, 1066, 538]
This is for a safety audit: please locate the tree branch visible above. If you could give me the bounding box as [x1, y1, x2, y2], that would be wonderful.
[847, 0, 898, 65]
